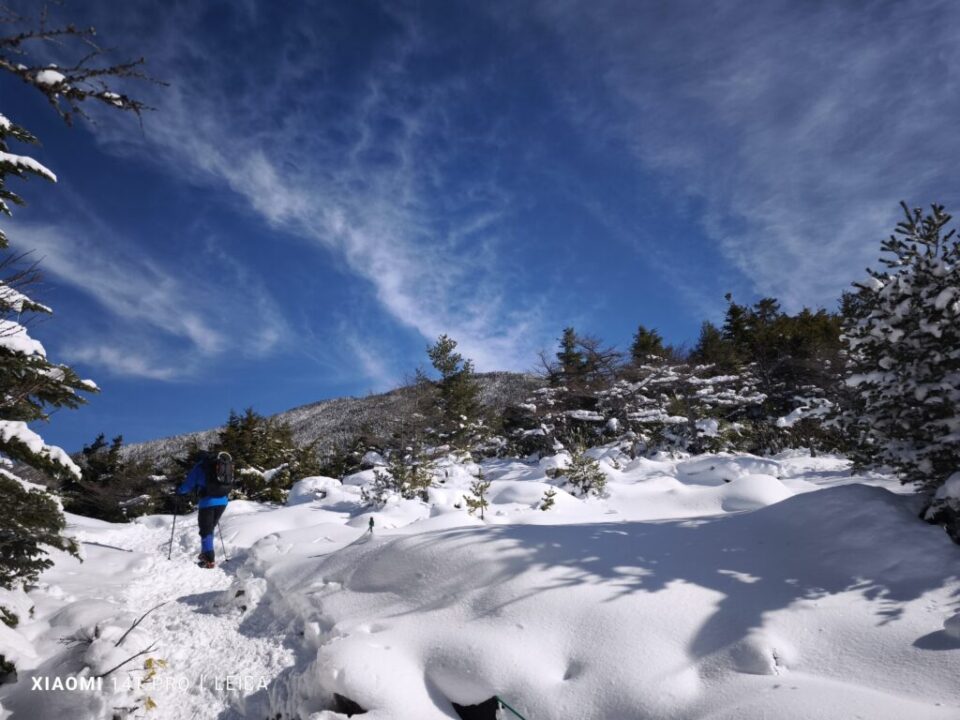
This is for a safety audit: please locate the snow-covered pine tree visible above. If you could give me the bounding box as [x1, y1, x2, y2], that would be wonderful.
[544, 326, 620, 392]
[362, 447, 435, 505]
[841, 203, 960, 537]
[687, 297, 843, 452]
[0, 114, 95, 478]
[597, 360, 766, 455]
[0, 474, 77, 588]
[508, 327, 621, 454]
[539, 487, 557, 511]
[720, 296, 843, 422]
[0, 8, 152, 598]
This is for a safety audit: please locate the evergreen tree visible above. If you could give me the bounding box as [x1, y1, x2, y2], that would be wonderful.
[0, 14, 151, 467]
[62, 434, 159, 521]
[841, 203, 960, 536]
[539, 487, 557, 511]
[0, 115, 95, 477]
[555, 327, 586, 385]
[0, 11, 152, 682]
[563, 447, 607, 497]
[426, 335, 483, 447]
[363, 448, 435, 505]
[548, 327, 619, 391]
[463, 469, 491, 519]
[171, 408, 322, 504]
[630, 324, 667, 366]
[720, 295, 843, 420]
[689, 321, 739, 371]
[0, 475, 78, 589]
[198, 408, 322, 503]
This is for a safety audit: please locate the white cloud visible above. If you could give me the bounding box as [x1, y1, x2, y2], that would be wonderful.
[85, 2, 551, 373]
[531, 0, 960, 310]
[10, 218, 290, 378]
[63, 345, 178, 381]
[343, 330, 400, 393]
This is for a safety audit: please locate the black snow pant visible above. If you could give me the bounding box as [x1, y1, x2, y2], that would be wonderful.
[198, 504, 227, 561]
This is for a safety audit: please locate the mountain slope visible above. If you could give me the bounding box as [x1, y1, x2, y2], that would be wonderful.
[122, 371, 542, 465]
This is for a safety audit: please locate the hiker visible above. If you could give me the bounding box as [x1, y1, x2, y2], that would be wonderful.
[177, 451, 234, 568]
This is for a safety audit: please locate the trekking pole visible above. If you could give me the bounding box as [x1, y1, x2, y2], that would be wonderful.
[495, 696, 528, 720]
[217, 521, 229, 562]
[168, 496, 178, 560]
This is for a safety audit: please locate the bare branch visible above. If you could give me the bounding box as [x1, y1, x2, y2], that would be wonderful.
[95, 641, 158, 679]
[0, 9, 165, 126]
[114, 601, 167, 648]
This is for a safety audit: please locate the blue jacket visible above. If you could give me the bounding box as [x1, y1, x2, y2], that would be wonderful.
[177, 461, 229, 508]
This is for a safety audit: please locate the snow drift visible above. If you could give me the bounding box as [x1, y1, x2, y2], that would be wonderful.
[250, 483, 960, 719]
[1, 451, 958, 720]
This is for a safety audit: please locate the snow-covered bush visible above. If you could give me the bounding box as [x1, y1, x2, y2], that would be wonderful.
[0, 475, 78, 589]
[598, 362, 766, 455]
[924, 473, 960, 543]
[841, 203, 960, 533]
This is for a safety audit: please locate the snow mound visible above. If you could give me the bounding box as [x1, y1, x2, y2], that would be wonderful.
[716, 473, 794, 511]
[206, 578, 266, 615]
[676, 454, 781, 485]
[725, 629, 797, 675]
[287, 475, 342, 505]
[4, 452, 958, 719]
[257, 484, 960, 719]
[945, 611, 960, 640]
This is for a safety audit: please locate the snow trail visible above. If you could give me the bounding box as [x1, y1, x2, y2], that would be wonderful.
[62, 512, 296, 719]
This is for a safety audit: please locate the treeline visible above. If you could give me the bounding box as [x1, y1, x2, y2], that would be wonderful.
[59, 409, 323, 521]
[329, 203, 960, 542]
[55, 204, 960, 544]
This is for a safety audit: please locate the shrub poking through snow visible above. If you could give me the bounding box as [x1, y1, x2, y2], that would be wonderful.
[0, 475, 79, 588]
[0, 605, 17, 627]
[463, 469, 491, 520]
[564, 448, 607, 497]
[540, 487, 557, 511]
[363, 448, 435, 505]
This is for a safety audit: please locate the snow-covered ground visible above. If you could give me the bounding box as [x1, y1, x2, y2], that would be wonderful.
[2, 449, 960, 719]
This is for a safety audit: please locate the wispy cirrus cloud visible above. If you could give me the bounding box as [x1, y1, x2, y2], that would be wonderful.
[531, 0, 960, 310]
[84, 1, 552, 378]
[11, 218, 289, 379]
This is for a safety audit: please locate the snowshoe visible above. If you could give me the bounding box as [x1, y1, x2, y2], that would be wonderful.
[197, 558, 216, 569]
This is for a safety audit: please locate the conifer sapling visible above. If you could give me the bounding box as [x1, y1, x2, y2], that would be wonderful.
[464, 469, 491, 520]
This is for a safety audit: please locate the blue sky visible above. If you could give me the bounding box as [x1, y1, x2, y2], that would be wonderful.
[3, 0, 958, 451]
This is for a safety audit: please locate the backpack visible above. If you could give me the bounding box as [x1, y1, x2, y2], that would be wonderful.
[202, 451, 235, 498]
